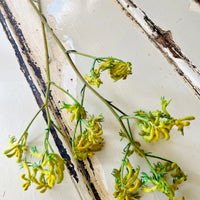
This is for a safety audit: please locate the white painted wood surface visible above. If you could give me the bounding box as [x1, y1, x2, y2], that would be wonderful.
[0, 0, 200, 199]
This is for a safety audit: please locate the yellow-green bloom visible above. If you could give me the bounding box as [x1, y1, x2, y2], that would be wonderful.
[3, 132, 28, 162]
[73, 133, 104, 161]
[84, 69, 103, 88]
[84, 58, 132, 88]
[20, 151, 65, 193]
[85, 115, 104, 143]
[142, 161, 186, 200]
[112, 158, 141, 200]
[61, 101, 87, 121]
[134, 97, 195, 142]
[73, 115, 104, 161]
[98, 59, 132, 82]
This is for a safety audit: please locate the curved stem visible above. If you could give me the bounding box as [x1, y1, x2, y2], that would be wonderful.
[145, 153, 173, 163]
[72, 121, 79, 148]
[66, 51, 97, 60]
[66, 51, 124, 63]
[51, 121, 68, 139]
[51, 82, 79, 104]
[18, 104, 45, 142]
[47, 138, 54, 153]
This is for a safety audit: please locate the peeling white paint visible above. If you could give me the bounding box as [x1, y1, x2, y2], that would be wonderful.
[189, 0, 200, 13]
[175, 59, 200, 88]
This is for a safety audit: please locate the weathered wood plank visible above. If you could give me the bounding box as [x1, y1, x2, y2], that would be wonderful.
[0, 0, 111, 199]
[114, 0, 200, 100]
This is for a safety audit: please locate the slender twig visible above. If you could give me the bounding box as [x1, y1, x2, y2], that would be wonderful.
[51, 121, 68, 139]
[145, 153, 173, 163]
[51, 82, 79, 104]
[18, 104, 45, 142]
[80, 84, 86, 133]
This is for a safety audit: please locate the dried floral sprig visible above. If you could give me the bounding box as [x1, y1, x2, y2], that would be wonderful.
[3, 1, 195, 199]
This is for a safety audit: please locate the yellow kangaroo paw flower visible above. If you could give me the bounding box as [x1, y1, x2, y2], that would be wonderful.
[20, 174, 29, 181]
[40, 187, 48, 193]
[3, 145, 17, 154]
[143, 127, 155, 142]
[127, 179, 141, 192]
[36, 185, 44, 190]
[142, 185, 157, 193]
[125, 158, 133, 181]
[160, 128, 170, 140]
[152, 129, 159, 142]
[5, 151, 16, 158]
[22, 161, 31, 179]
[21, 182, 31, 191]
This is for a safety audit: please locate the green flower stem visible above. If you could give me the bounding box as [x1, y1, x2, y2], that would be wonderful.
[39, 0, 52, 154]
[80, 84, 86, 133]
[18, 104, 45, 143]
[80, 84, 86, 106]
[47, 139, 54, 153]
[120, 143, 131, 188]
[51, 82, 79, 104]
[98, 57, 124, 63]
[51, 120, 67, 139]
[66, 50, 124, 63]
[29, 0, 156, 177]
[72, 120, 80, 153]
[120, 115, 149, 122]
[145, 153, 173, 163]
[92, 58, 98, 71]
[66, 50, 97, 60]
[108, 102, 127, 116]
[44, 128, 50, 154]
[108, 102, 134, 141]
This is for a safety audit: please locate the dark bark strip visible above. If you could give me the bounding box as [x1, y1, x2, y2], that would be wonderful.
[0, 1, 103, 199]
[0, 1, 78, 183]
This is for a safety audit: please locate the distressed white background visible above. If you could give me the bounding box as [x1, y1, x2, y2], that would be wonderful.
[0, 0, 200, 199]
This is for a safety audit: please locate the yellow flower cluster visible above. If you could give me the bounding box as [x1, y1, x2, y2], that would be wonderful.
[84, 69, 103, 88]
[142, 161, 186, 200]
[61, 101, 87, 122]
[154, 162, 187, 191]
[135, 97, 195, 142]
[20, 152, 65, 193]
[112, 158, 141, 200]
[84, 58, 132, 88]
[3, 132, 28, 163]
[73, 115, 104, 161]
[98, 59, 132, 81]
